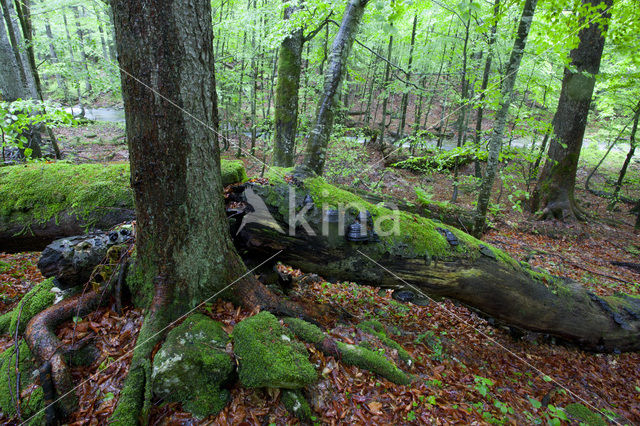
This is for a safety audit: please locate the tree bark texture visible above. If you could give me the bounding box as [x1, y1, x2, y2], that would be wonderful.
[531, 0, 613, 220]
[473, 0, 538, 235]
[272, 6, 303, 167]
[303, 0, 368, 175]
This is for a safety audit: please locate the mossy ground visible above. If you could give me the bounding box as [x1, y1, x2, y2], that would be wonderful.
[0, 341, 44, 425]
[357, 319, 413, 364]
[232, 311, 316, 389]
[0, 277, 56, 335]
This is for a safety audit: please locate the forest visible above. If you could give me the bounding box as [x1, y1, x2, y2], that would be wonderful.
[0, 0, 639, 424]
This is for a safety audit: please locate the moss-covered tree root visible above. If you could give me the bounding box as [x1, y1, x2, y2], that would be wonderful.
[25, 287, 111, 418]
[283, 317, 412, 385]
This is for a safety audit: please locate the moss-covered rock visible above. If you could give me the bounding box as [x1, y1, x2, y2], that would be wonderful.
[220, 159, 247, 186]
[0, 341, 45, 425]
[233, 312, 316, 389]
[151, 313, 234, 419]
[564, 403, 606, 426]
[281, 389, 312, 422]
[356, 320, 413, 364]
[0, 278, 56, 335]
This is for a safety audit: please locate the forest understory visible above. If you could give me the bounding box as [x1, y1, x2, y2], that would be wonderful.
[1, 117, 639, 424]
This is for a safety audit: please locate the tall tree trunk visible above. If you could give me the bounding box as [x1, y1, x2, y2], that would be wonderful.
[0, 0, 37, 98]
[93, 3, 109, 61]
[398, 14, 418, 138]
[609, 101, 640, 208]
[474, 0, 500, 178]
[44, 16, 70, 102]
[272, 6, 304, 167]
[12, 0, 42, 97]
[303, 0, 369, 175]
[108, 0, 303, 422]
[72, 6, 92, 94]
[473, 0, 538, 235]
[378, 31, 393, 147]
[531, 0, 613, 220]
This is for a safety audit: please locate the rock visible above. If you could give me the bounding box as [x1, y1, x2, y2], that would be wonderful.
[151, 313, 234, 418]
[393, 290, 415, 303]
[233, 312, 316, 389]
[479, 244, 496, 259]
[436, 227, 459, 246]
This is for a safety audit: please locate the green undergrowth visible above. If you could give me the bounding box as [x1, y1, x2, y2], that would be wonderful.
[0, 278, 56, 335]
[0, 341, 44, 425]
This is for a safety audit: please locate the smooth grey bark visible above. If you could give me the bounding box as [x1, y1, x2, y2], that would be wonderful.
[531, 0, 613, 220]
[0, 17, 25, 102]
[72, 6, 92, 94]
[378, 30, 393, 147]
[473, 0, 538, 235]
[398, 13, 417, 138]
[45, 16, 70, 102]
[474, 0, 500, 178]
[303, 0, 368, 175]
[0, 0, 37, 98]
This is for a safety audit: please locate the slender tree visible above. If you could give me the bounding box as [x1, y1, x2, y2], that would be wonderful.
[530, 0, 613, 220]
[303, 0, 369, 175]
[473, 0, 538, 235]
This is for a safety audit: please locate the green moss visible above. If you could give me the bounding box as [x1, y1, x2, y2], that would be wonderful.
[0, 159, 244, 229]
[564, 403, 606, 426]
[220, 160, 247, 186]
[124, 250, 155, 309]
[336, 341, 411, 385]
[0, 278, 56, 335]
[0, 162, 133, 227]
[232, 312, 316, 389]
[356, 320, 412, 364]
[282, 317, 326, 344]
[0, 341, 45, 425]
[152, 313, 233, 419]
[110, 359, 151, 426]
[281, 389, 312, 422]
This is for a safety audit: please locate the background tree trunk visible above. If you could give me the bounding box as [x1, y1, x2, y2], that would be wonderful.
[303, 0, 368, 175]
[272, 6, 303, 167]
[531, 0, 613, 220]
[473, 0, 538, 235]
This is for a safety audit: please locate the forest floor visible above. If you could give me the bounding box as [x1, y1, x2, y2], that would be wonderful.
[1, 121, 639, 424]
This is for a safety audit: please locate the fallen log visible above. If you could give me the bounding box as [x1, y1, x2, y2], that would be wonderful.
[230, 170, 640, 352]
[15, 164, 640, 352]
[0, 160, 246, 252]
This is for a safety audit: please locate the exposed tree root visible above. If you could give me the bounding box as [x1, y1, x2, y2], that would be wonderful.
[24, 288, 111, 419]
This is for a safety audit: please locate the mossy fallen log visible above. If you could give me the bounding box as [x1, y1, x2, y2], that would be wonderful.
[232, 169, 640, 352]
[0, 160, 246, 252]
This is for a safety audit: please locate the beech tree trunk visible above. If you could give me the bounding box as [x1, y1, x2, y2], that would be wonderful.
[108, 1, 311, 422]
[531, 0, 613, 220]
[473, 0, 538, 235]
[272, 6, 303, 167]
[303, 0, 368, 175]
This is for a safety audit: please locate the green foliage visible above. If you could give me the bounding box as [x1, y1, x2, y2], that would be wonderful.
[281, 389, 312, 422]
[0, 100, 75, 158]
[356, 319, 413, 364]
